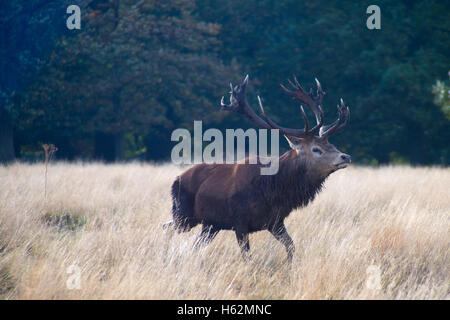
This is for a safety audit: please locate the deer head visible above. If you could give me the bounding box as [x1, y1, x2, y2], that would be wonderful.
[221, 75, 351, 179]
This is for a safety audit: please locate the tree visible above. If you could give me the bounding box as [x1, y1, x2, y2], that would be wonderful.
[196, 0, 450, 164]
[433, 72, 450, 119]
[0, 0, 87, 163]
[15, 0, 234, 161]
[9, 0, 450, 164]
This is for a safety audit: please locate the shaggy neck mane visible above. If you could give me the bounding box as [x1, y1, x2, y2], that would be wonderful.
[256, 150, 326, 219]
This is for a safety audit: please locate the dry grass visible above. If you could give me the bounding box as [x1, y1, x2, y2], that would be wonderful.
[0, 162, 448, 299]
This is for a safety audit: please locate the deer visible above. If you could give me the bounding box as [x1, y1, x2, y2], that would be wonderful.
[163, 75, 350, 262]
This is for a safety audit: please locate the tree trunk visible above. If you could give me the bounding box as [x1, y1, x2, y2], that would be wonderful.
[0, 109, 15, 164]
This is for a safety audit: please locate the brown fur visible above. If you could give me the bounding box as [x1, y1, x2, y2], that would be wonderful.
[166, 139, 349, 261]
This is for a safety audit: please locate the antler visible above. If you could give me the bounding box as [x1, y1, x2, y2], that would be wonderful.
[280, 76, 324, 135]
[221, 75, 349, 140]
[319, 98, 350, 139]
[220, 75, 273, 131]
[279, 76, 350, 139]
[221, 75, 317, 138]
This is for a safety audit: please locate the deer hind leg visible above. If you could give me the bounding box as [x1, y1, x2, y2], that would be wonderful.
[270, 223, 295, 262]
[235, 231, 250, 260]
[193, 225, 219, 249]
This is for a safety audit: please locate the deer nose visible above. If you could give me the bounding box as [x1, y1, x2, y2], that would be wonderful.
[340, 154, 351, 163]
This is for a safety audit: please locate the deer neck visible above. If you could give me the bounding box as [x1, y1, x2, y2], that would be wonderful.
[262, 150, 325, 214]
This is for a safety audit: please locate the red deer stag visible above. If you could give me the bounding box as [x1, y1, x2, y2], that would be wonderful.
[164, 75, 350, 262]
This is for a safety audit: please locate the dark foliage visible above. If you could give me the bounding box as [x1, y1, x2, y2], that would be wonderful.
[1, 0, 449, 164]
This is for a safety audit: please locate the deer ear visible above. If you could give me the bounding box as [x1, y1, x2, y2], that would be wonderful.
[284, 135, 302, 150]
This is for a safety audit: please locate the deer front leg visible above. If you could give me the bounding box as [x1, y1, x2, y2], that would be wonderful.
[270, 223, 295, 262]
[194, 225, 219, 249]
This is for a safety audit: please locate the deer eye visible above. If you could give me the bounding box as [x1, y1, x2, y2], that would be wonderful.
[312, 147, 323, 155]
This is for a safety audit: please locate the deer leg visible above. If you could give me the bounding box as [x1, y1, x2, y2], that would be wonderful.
[193, 225, 219, 249]
[270, 224, 295, 262]
[235, 231, 250, 259]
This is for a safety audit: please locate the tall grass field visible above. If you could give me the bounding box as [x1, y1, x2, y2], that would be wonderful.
[0, 162, 448, 299]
